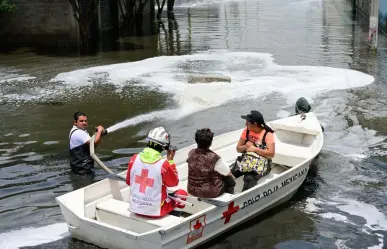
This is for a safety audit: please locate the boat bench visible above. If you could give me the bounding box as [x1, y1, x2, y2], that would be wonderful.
[96, 198, 183, 229]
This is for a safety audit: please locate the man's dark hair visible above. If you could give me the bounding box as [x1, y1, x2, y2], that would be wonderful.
[147, 141, 164, 153]
[195, 128, 214, 149]
[74, 111, 87, 121]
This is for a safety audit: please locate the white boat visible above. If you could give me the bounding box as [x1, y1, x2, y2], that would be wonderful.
[56, 112, 323, 249]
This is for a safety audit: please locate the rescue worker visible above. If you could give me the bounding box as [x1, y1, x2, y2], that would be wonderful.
[69, 111, 105, 175]
[125, 127, 187, 218]
[187, 128, 236, 198]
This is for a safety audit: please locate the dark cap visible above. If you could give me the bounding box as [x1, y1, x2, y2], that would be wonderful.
[241, 110, 265, 125]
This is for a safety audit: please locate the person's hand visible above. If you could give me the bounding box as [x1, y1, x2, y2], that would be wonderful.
[246, 141, 254, 148]
[167, 149, 176, 161]
[96, 125, 104, 133]
[246, 146, 257, 153]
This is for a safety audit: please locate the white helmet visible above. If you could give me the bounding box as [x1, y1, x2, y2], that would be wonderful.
[146, 127, 171, 147]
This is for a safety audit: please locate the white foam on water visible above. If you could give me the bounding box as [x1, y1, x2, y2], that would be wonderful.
[173, 0, 235, 8]
[18, 134, 30, 137]
[304, 197, 323, 213]
[0, 76, 36, 83]
[0, 159, 16, 165]
[0, 152, 37, 161]
[335, 239, 351, 249]
[13, 141, 37, 145]
[367, 235, 384, 249]
[304, 197, 387, 249]
[333, 197, 387, 232]
[320, 213, 356, 225]
[0, 222, 69, 249]
[350, 175, 381, 184]
[323, 125, 386, 158]
[50, 51, 374, 132]
[43, 141, 59, 145]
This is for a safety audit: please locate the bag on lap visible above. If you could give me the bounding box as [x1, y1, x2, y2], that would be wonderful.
[232, 129, 271, 177]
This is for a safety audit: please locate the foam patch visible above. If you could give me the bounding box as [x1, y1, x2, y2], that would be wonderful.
[0, 223, 69, 249]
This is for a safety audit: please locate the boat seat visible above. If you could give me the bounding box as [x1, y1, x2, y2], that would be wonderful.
[167, 180, 188, 192]
[274, 141, 311, 159]
[96, 199, 183, 227]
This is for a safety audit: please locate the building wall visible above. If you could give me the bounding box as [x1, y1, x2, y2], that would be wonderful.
[356, 0, 371, 17]
[347, 0, 371, 17]
[347, 0, 387, 34]
[0, 0, 157, 50]
[0, 0, 78, 48]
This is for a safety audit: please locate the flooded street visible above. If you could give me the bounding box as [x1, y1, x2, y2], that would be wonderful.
[1, 0, 387, 248]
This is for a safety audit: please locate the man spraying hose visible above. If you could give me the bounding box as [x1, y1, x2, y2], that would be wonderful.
[69, 111, 105, 176]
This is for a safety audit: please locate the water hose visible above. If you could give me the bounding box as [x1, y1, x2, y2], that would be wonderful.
[89, 130, 126, 181]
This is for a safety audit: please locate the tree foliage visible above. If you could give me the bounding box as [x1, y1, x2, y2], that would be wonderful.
[0, 0, 16, 13]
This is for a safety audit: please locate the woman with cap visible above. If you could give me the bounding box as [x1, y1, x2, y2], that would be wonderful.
[234, 110, 275, 191]
[237, 110, 275, 157]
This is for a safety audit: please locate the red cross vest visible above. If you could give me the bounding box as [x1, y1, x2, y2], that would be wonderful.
[129, 156, 164, 216]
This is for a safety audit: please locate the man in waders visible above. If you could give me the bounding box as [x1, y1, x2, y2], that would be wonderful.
[69, 111, 105, 175]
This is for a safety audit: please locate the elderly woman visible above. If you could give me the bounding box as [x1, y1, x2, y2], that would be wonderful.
[187, 128, 235, 198]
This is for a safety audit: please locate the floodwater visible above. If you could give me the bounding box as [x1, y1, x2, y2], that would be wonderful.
[1, 0, 387, 248]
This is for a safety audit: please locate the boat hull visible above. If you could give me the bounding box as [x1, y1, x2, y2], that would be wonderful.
[58, 159, 311, 249]
[56, 112, 323, 249]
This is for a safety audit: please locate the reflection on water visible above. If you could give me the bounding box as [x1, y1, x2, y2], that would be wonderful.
[1, 0, 387, 248]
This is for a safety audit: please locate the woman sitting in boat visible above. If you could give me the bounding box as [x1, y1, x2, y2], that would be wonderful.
[125, 127, 187, 218]
[187, 128, 236, 198]
[233, 110, 275, 191]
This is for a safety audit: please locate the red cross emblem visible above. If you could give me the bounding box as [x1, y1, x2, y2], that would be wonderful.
[221, 201, 239, 224]
[193, 220, 203, 230]
[187, 215, 206, 244]
[134, 169, 154, 193]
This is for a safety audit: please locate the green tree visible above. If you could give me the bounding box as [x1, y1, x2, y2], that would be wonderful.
[0, 0, 16, 13]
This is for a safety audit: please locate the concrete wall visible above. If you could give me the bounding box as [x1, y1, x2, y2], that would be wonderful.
[347, 0, 387, 34]
[0, 0, 158, 50]
[0, 0, 78, 48]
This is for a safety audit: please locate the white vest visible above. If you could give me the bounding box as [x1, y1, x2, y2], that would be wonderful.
[129, 156, 165, 216]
